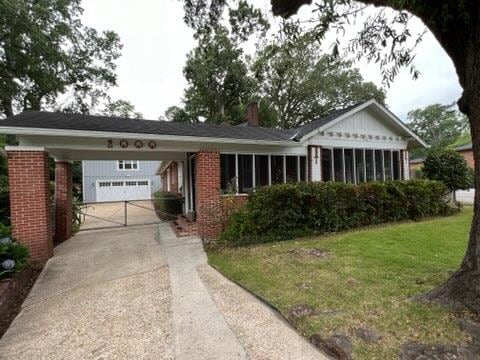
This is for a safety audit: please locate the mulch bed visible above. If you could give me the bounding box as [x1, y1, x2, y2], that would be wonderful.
[0, 265, 42, 339]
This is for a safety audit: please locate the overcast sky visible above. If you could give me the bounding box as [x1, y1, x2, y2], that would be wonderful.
[81, 0, 462, 122]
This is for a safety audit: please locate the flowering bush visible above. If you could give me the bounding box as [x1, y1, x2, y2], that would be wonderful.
[0, 226, 28, 279]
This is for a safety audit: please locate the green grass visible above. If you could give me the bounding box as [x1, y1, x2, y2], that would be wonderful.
[207, 208, 474, 359]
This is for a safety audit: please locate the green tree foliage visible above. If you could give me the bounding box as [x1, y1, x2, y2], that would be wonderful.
[253, 23, 386, 129]
[177, 27, 256, 124]
[423, 149, 473, 193]
[408, 104, 469, 150]
[102, 99, 143, 119]
[0, 0, 122, 118]
[182, 0, 269, 41]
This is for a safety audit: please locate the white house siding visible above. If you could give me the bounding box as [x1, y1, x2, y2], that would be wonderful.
[305, 108, 410, 150]
[82, 160, 162, 202]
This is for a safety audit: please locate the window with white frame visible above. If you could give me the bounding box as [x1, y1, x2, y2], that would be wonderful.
[321, 148, 402, 183]
[220, 153, 308, 194]
[117, 160, 139, 171]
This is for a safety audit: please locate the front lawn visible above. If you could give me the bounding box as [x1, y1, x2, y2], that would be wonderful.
[207, 208, 475, 359]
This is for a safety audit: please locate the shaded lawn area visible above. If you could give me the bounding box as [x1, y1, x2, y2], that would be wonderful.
[207, 208, 475, 359]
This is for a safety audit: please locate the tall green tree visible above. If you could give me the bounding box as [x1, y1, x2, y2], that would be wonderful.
[0, 0, 122, 118]
[408, 103, 468, 150]
[178, 27, 256, 124]
[253, 23, 385, 129]
[423, 149, 473, 199]
[102, 99, 143, 119]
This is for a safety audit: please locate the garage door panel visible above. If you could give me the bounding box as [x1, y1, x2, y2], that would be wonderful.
[96, 179, 151, 202]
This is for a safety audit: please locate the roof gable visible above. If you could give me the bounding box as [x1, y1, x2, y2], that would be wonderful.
[295, 99, 427, 148]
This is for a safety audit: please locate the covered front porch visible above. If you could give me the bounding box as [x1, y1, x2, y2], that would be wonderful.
[0, 115, 303, 262]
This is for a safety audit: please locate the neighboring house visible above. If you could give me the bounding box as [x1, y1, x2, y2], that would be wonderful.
[456, 143, 474, 168]
[409, 143, 475, 178]
[409, 157, 426, 179]
[82, 160, 162, 202]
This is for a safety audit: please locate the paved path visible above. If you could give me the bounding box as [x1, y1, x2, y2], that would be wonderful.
[0, 223, 327, 360]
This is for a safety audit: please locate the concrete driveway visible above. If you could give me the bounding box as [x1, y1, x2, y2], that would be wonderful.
[0, 224, 326, 359]
[80, 200, 159, 230]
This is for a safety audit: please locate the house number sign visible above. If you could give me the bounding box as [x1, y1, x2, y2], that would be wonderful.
[107, 139, 157, 149]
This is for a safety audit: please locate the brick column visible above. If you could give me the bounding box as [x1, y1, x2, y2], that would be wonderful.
[195, 150, 221, 239]
[55, 161, 73, 243]
[7, 150, 53, 262]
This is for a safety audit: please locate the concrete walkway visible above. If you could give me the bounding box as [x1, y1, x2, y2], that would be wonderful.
[0, 223, 327, 360]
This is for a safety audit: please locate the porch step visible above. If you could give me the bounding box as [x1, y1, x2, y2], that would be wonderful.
[171, 215, 198, 237]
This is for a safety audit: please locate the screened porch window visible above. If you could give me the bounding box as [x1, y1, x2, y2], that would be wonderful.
[365, 150, 375, 181]
[355, 149, 365, 183]
[393, 151, 401, 180]
[220, 153, 308, 194]
[344, 149, 355, 183]
[271, 156, 284, 184]
[384, 150, 393, 180]
[286, 156, 298, 182]
[238, 154, 253, 193]
[333, 149, 344, 182]
[321, 149, 333, 181]
[220, 154, 236, 193]
[299, 156, 307, 182]
[321, 148, 404, 183]
[255, 155, 269, 187]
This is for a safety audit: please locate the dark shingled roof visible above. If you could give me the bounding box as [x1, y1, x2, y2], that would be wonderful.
[455, 143, 472, 151]
[0, 102, 369, 142]
[0, 111, 295, 142]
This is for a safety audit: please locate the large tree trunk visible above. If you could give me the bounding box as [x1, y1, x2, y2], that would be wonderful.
[425, 100, 480, 313]
[424, 6, 480, 313]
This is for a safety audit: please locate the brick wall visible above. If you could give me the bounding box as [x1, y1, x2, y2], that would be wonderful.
[55, 161, 72, 244]
[195, 150, 221, 239]
[459, 150, 475, 169]
[7, 150, 53, 262]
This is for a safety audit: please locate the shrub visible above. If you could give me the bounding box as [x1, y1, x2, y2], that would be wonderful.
[423, 148, 473, 192]
[0, 228, 29, 279]
[153, 191, 184, 220]
[220, 180, 451, 246]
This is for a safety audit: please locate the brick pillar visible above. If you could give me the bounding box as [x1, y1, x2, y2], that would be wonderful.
[55, 161, 73, 243]
[7, 150, 53, 262]
[195, 150, 221, 239]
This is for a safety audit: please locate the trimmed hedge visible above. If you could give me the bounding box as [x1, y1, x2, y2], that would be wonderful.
[153, 191, 184, 219]
[220, 180, 452, 246]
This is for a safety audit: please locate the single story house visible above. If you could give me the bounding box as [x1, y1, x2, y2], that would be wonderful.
[0, 98, 425, 261]
[82, 160, 162, 202]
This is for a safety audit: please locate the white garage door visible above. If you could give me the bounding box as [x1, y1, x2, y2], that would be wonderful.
[96, 180, 151, 202]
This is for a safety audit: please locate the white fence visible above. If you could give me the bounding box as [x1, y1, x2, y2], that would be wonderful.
[456, 189, 475, 204]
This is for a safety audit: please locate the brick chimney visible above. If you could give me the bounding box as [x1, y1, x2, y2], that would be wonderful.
[246, 101, 259, 127]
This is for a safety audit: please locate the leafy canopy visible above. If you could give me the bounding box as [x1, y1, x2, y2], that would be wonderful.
[407, 103, 469, 150]
[102, 99, 143, 119]
[0, 0, 122, 117]
[253, 22, 385, 129]
[423, 149, 473, 192]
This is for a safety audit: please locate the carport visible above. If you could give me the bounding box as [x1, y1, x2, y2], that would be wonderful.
[0, 109, 302, 261]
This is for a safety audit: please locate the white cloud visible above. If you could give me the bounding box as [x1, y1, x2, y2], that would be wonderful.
[80, 0, 462, 122]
